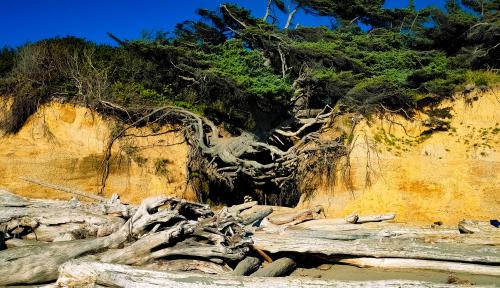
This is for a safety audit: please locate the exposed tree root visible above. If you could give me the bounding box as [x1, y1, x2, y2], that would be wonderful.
[96, 102, 349, 206]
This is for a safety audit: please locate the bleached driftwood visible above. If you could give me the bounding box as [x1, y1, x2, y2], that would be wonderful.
[233, 256, 262, 275]
[240, 206, 273, 225]
[267, 206, 325, 225]
[251, 257, 297, 277]
[337, 257, 500, 276]
[294, 219, 459, 235]
[290, 220, 500, 244]
[56, 261, 460, 287]
[0, 189, 128, 240]
[19, 177, 131, 217]
[5, 238, 48, 248]
[20, 176, 109, 203]
[252, 232, 500, 264]
[458, 220, 498, 234]
[144, 259, 231, 274]
[355, 213, 395, 224]
[228, 201, 258, 213]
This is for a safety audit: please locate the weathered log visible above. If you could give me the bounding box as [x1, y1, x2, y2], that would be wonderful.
[336, 257, 500, 276]
[95, 222, 189, 266]
[20, 176, 110, 203]
[356, 213, 395, 223]
[0, 189, 31, 206]
[145, 259, 232, 274]
[240, 206, 273, 225]
[0, 189, 127, 241]
[345, 213, 395, 224]
[233, 256, 262, 275]
[1, 206, 125, 241]
[267, 206, 325, 225]
[251, 257, 297, 277]
[5, 238, 48, 248]
[458, 220, 498, 234]
[252, 232, 500, 264]
[294, 220, 459, 235]
[228, 201, 258, 213]
[56, 261, 460, 287]
[150, 239, 248, 262]
[20, 177, 132, 216]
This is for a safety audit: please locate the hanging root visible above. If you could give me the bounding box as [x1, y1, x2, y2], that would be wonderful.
[95, 102, 350, 206]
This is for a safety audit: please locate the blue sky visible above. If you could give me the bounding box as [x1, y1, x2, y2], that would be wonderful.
[0, 0, 445, 47]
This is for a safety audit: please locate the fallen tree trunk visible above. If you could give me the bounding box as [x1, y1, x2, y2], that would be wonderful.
[252, 232, 500, 264]
[55, 260, 459, 287]
[251, 257, 297, 277]
[289, 220, 500, 244]
[233, 256, 262, 275]
[0, 205, 125, 241]
[458, 220, 498, 234]
[240, 206, 273, 225]
[144, 259, 231, 274]
[336, 257, 500, 276]
[293, 220, 459, 235]
[267, 206, 325, 225]
[355, 214, 395, 224]
[0, 189, 127, 242]
[20, 176, 110, 203]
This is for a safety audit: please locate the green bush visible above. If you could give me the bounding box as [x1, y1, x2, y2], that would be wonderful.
[208, 40, 292, 97]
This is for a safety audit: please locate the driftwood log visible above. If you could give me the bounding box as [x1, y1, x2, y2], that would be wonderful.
[252, 232, 500, 264]
[240, 205, 274, 225]
[233, 256, 262, 275]
[0, 190, 126, 242]
[251, 257, 297, 277]
[336, 257, 500, 276]
[267, 206, 325, 225]
[458, 219, 498, 234]
[55, 260, 461, 288]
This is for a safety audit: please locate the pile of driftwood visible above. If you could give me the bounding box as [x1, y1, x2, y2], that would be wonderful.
[1, 179, 499, 287]
[0, 185, 274, 286]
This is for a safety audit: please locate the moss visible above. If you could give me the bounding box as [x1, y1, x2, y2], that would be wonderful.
[463, 70, 500, 88]
[154, 159, 172, 176]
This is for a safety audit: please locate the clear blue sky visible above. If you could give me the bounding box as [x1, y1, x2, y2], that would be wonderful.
[0, 0, 445, 47]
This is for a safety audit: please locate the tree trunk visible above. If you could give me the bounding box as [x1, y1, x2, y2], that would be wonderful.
[336, 257, 500, 276]
[251, 257, 297, 277]
[284, 7, 298, 29]
[252, 231, 500, 264]
[56, 261, 456, 287]
[233, 256, 262, 276]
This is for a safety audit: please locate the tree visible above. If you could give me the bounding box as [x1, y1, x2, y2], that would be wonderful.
[263, 0, 286, 23]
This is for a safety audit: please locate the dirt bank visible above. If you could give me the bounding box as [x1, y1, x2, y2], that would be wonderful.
[298, 88, 500, 224]
[0, 101, 194, 203]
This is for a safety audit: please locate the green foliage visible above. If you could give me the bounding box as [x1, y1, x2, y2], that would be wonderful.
[464, 70, 500, 88]
[208, 40, 292, 96]
[112, 81, 171, 105]
[154, 159, 171, 176]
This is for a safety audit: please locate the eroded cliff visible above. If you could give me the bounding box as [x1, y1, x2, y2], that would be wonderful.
[1, 89, 498, 224]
